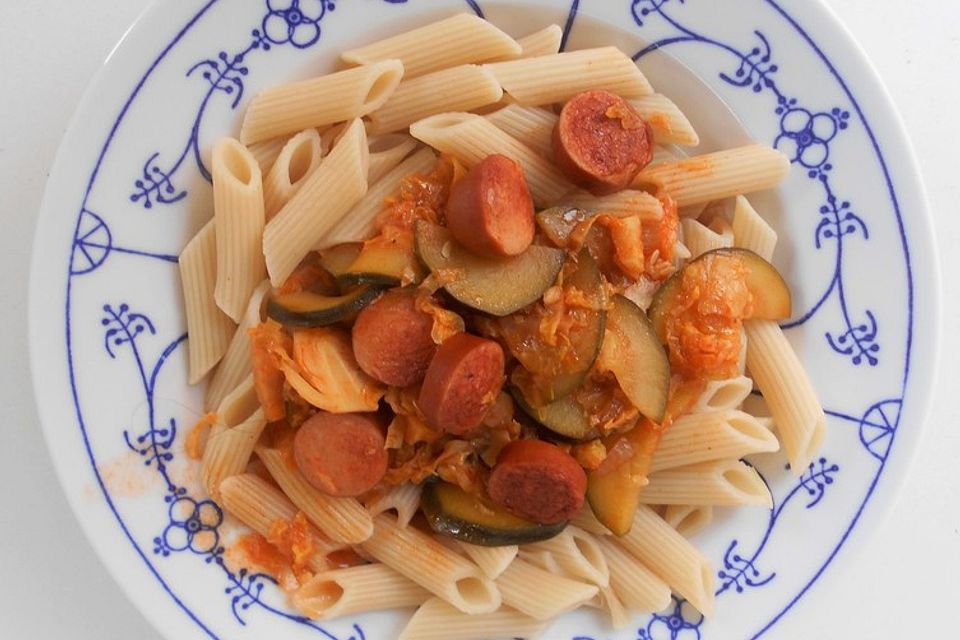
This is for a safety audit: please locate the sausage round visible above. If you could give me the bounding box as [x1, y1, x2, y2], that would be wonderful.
[487, 439, 586, 525]
[293, 412, 387, 497]
[418, 333, 505, 435]
[445, 154, 535, 258]
[352, 289, 437, 387]
[552, 90, 654, 196]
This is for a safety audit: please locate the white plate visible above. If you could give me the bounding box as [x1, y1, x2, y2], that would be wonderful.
[29, 1, 939, 638]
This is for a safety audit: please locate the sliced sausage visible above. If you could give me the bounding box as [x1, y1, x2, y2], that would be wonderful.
[293, 412, 387, 497]
[487, 439, 586, 525]
[352, 289, 437, 387]
[418, 333, 505, 435]
[553, 90, 654, 196]
[445, 154, 535, 258]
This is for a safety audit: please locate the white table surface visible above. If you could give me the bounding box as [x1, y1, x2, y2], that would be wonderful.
[1, 1, 957, 638]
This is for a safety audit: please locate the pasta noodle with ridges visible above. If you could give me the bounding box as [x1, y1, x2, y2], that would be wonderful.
[681, 217, 734, 258]
[690, 375, 755, 414]
[484, 104, 558, 156]
[641, 459, 772, 507]
[205, 280, 270, 411]
[634, 145, 790, 207]
[564, 189, 665, 222]
[616, 505, 714, 616]
[744, 319, 827, 474]
[256, 446, 374, 544]
[732, 194, 778, 260]
[397, 598, 547, 640]
[515, 24, 563, 58]
[263, 118, 369, 286]
[212, 373, 257, 438]
[594, 536, 672, 613]
[496, 557, 598, 620]
[341, 14, 521, 79]
[367, 134, 418, 184]
[179, 220, 235, 384]
[263, 128, 324, 221]
[246, 133, 291, 174]
[485, 47, 654, 106]
[651, 409, 780, 473]
[360, 514, 501, 615]
[219, 473, 347, 573]
[597, 585, 632, 630]
[369, 65, 504, 134]
[201, 409, 266, 503]
[662, 504, 714, 538]
[320, 147, 437, 250]
[240, 59, 404, 144]
[629, 94, 700, 146]
[456, 543, 517, 579]
[364, 482, 422, 527]
[410, 112, 568, 205]
[521, 527, 609, 588]
[212, 138, 266, 322]
[293, 564, 431, 620]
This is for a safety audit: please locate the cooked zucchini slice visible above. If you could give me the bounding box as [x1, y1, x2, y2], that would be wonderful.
[336, 235, 426, 289]
[511, 388, 600, 442]
[414, 221, 564, 316]
[266, 285, 383, 328]
[421, 481, 567, 546]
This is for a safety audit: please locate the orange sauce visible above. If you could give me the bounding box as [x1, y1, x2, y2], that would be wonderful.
[184, 412, 216, 460]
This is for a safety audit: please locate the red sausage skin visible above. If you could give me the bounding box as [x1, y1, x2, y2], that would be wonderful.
[445, 154, 535, 258]
[487, 439, 586, 525]
[293, 412, 387, 497]
[352, 289, 437, 387]
[418, 333, 505, 435]
[553, 90, 654, 196]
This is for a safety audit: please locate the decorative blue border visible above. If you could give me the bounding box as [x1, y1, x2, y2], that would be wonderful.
[60, 0, 915, 638]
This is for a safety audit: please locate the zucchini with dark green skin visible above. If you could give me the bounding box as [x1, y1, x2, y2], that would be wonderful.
[511, 387, 600, 442]
[319, 243, 362, 279]
[421, 481, 568, 546]
[336, 236, 426, 289]
[266, 285, 383, 328]
[414, 220, 564, 316]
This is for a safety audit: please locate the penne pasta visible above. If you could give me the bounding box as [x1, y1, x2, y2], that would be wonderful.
[369, 65, 503, 134]
[690, 375, 755, 414]
[457, 543, 518, 580]
[201, 409, 266, 503]
[651, 409, 780, 473]
[641, 460, 772, 507]
[361, 514, 501, 614]
[263, 118, 369, 286]
[564, 189, 665, 222]
[257, 446, 374, 544]
[497, 558, 598, 620]
[663, 504, 714, 538]
[681, 217, 734, 258]
[205, 280, 270, 411]
[744, 320, 826, 474]
[635, 145, 790, 207]
[616, 505, 714, 616]
[570, 508, 611, 536]
[367, 134, 419, 184]
[365, 483, 422, 527]
[597, 585, 632, 630]
[410, 112, 568, 205]
[293, 564, 431, 620]
[180, 220, 235, 384]
[211, 138, 266, 322]
[732, 195, 778, 260]
[398, 598, 547, 640]
[212, 373, 257, 437]
[320, 147, 437, 249]
[515, 24, 563, 58]
[342, 14, 521, 79]
[521, 527, 609, 588]
[485, 47, 653, 106]
[241, 60, 404, 144]
[219, 473, 346, 573]
[263, 128, 324, 220]
[246, 133, 291, 175]
[595, 536, 672, 613]
[629, 94, 700, 146]
[484, 104, 557, 157]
